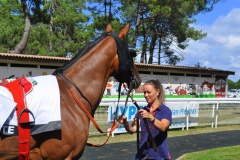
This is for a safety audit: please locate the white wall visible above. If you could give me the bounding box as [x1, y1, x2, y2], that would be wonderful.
[0, 63, 56, 79]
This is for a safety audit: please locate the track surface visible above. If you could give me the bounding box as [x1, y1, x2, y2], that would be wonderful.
[81, 130, 240, 160]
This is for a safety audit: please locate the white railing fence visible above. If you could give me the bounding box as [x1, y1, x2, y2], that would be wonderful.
[89, 98, 240, 136]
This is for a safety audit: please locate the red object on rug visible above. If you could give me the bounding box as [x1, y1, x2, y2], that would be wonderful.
[8, 78, 31, 160]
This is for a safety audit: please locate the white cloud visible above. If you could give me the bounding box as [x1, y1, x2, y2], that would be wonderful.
[179, 8, 240, 82]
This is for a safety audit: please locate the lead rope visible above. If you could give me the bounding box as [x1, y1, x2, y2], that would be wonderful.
[113, 82, 122, 122]
[113, 83, 130, 123]
[136, 108, 140, 156]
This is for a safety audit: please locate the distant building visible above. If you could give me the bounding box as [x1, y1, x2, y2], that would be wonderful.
[0, 53, 235, 98]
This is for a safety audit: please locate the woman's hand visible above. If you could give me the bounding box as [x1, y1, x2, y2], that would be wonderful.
[139, 109, 154, 121]
[117, 115, 127, 124]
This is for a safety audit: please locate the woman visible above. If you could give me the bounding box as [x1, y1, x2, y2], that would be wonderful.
[118, 80, 172, 160]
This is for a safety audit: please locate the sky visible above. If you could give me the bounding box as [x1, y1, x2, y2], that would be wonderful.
[135, 0, 240, 82]
[178, 0, 240, 82]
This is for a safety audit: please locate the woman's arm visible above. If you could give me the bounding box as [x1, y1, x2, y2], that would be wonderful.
[140, 109, 170, 132]
[149, 115, 170, 132]
[117, 116, 139, 134]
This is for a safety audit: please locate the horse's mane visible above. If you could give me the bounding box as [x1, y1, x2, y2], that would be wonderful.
[53, 32, 109, 74]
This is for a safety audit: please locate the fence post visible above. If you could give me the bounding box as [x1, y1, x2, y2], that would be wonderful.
[215, 101, 219, 128]
[111, 102, 116, 137]
[186, 102, 189, 130]
[211, 104, 215, 128]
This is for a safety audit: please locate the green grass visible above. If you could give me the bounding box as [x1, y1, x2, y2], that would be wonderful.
[102, 94, 216, 98]
[178, 145, 240, 160]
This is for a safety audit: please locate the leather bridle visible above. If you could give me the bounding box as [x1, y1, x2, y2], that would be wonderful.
[55, 31, 138, 147]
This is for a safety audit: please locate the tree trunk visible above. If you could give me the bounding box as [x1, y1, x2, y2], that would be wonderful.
[148, 31, 157, 64]
[157, 35, 162, 65]
[104, 0, 107, 26]
[141, 27, 150, 63]
[148, 17, 157, 64]
[10, 0, 31, 54]
[49, 2, 54, 52]
[132, 0, 141, 48]
[141, 34, 147, 63]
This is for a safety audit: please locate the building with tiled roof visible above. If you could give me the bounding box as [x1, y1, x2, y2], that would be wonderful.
[0, 53, 235, 98]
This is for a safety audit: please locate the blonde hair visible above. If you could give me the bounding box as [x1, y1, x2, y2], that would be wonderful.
[144, 79, 165, 103]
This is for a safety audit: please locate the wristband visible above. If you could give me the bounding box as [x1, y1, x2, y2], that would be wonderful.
[150, 117, 155, 123]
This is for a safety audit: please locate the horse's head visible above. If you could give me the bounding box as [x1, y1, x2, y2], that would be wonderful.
[105, 24, 141, 92]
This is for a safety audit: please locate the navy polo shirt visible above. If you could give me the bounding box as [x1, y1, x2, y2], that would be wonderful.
[135, 103, 172, 159]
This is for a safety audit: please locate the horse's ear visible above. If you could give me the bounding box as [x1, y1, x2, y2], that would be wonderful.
[118, 23, 130, 40]
[105, 24, 112, 32]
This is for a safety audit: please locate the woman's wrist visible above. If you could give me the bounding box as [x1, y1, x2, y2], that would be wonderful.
[123, 119, 127, 125]
[150, 115, 155, 123]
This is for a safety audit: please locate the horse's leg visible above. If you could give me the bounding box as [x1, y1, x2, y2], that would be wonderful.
[30, 148, 43, 160]
[38, 133, 87, 160]
[37, 96, 90, 160]
[0, 134, 38, 160]
[64, 149, 84, 160]
[0, 136, 19, 159]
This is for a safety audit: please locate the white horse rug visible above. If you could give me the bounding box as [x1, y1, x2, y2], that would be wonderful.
[0, 75, 61, 136]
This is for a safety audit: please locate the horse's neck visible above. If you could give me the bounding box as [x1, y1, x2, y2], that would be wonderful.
[65, 44, 116, 107]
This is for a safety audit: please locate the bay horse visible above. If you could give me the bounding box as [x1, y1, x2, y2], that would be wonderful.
[0, 24, 141, 160]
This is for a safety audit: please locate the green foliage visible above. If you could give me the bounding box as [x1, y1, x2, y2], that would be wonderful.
[180, 145, 240, 160]
[0, 0, 223, 62]
[0, 0, 93, 56]
[39, 0, 91, 56]
[165, 50, 182, 65]
[228, 79, 240, 90]
[195, 62, 206, 68]
[26, 24, 50, 55]
[236, 80, 240, 89]
[228, 79, 235, 90]
[0, 0, 24, 52]
[117, 0, 216, 64]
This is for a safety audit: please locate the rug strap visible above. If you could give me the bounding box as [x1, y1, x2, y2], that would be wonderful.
[8, 78, 31, 160]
